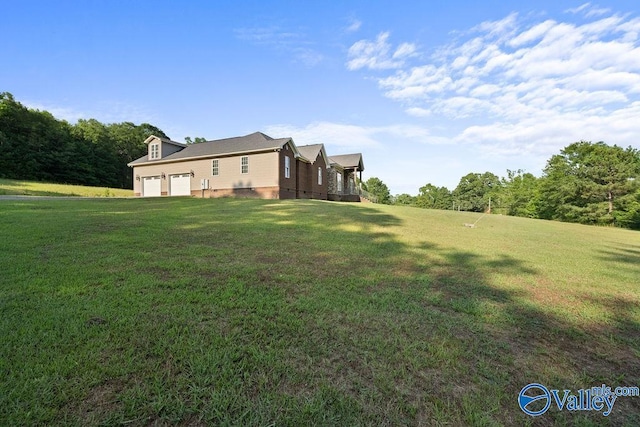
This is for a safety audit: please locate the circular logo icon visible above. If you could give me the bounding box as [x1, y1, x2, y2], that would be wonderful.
[519, 383, 551, 416]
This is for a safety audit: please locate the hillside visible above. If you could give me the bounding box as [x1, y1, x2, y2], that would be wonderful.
[0, 198, 638, 425]
[0, 178, 133, 197]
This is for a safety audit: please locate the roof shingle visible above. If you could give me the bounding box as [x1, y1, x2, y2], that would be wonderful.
[129, 132, 290, 165]
[329, 153, 364, 171]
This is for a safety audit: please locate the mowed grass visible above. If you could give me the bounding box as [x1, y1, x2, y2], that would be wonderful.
[0, 198, 638, 426]
[0, 178, 133, 197]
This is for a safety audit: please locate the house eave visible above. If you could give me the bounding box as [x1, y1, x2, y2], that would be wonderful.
[128, 145, 294, 168]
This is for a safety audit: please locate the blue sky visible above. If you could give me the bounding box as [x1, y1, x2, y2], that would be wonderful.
[3, 1, 640, 194]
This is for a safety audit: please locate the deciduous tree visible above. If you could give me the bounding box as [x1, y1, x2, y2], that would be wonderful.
[499, 169, 540, 217]
[365, 177, 392, 204]
[415, 183, 452, 210]
[452, 172, 500, 212]
[0, 92, 169, 189]
[538, 141, 640, 226]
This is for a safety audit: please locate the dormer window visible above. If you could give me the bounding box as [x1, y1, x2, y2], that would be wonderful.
[150, 143, 159, 159]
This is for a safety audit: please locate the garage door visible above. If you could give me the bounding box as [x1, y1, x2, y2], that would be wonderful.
[142, 176, 161, 197]
[170, 174, 191, 196]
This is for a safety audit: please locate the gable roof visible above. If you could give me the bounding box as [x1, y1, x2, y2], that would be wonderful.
[329, 153, 364, 171]
[129, 132, 295, 166]
[297, 144, 330, 168]
[143, 135, 186, 148]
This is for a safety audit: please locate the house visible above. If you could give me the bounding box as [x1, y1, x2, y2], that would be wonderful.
[128, 132, 365, 201]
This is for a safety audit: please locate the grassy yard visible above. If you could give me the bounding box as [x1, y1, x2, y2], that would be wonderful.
[0, 178, 133, 197]
[0, 198, 638, 426]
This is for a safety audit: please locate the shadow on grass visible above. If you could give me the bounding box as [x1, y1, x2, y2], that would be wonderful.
[0, 188, 80, 197]
[2, 198, 639, 426]
[598, 243, 640, 272]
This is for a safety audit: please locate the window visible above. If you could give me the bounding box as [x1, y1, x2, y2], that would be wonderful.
[212, 159, 219, 176]
[241, 156, 249, 174]
[150, 143, 159, 159]
[318, 167, 322, 185]
[337, 172, 343, 194]
[285, 156, 290, 178]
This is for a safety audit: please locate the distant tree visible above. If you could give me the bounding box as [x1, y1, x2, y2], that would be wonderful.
[107, 122, 169, 188]
[499, 169, 540, 217]
[185, 136, 207, 144]
[394, 193, 416, 206]
[365, 177, 392, 204]
[415, 183, 452, 210]
[452, 172, 500, 212]
[71, 119, 119, 187]
[538, 141, 640, 226]
[612, 187, 640, 229]
[0, 93, 75, 182]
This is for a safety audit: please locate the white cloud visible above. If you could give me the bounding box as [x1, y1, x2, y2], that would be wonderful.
[393, 42, 418, 59]
[23, 100, 156, 125]
[265, 121, 447, 152]
[345, 19, 362, 33]
[292, 48, 325, 66]
[566, 3, 592, 14]
[266, 122, 381, 150]
[347, 7, 640, 160]
[508, 20, 556, 47]
[474, 12, 518, 37]
[405, 107, 431, 117]
[566, 3, 611, 18]
[235, 26, 324, 67]
[347, 32, 417, 70]
[23, 102, 85, 123]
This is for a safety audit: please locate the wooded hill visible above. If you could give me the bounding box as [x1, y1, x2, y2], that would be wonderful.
[0, 92, 168, 189]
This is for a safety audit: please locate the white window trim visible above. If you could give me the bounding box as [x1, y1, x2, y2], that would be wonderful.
[318, 167, 322, 185]
[241, 156, 249, 174]
[212, 159, 219, 176]
[150, 143, 159, 159]
[285, 156, 290, 178]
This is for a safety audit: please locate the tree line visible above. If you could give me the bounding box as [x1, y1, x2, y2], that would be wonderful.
[0, 92, 168, 189]
[2, 92, 638, 229]
[366, 141, 640, 230]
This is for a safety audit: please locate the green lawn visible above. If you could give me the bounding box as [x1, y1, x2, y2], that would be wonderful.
[0, 178, 133, 197]
[1, 198, 638, 426]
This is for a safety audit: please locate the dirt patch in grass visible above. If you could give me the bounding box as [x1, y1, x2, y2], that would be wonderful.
[67, 378, 127, 424]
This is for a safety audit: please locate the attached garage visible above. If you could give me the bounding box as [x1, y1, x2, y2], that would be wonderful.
[170, 173, 191, 196]
[142, 176, 161, 197]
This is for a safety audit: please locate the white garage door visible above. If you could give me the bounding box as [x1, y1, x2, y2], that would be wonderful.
[170, 174, 191, 196]
[142, 176, 161, 197]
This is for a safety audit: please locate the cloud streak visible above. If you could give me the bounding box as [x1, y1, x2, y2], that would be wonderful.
[235, 26, 324, 66]
[347, 32, 417, 70]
